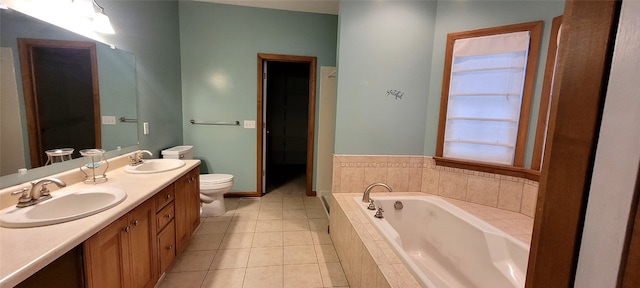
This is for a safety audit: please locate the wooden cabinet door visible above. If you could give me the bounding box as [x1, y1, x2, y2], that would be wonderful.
[84, 217, 130, 288]
[128, 199, 157, 288]
[187, 169, 201, 233]
[174, 172, 189, 255]
[175, 167, 200, 254]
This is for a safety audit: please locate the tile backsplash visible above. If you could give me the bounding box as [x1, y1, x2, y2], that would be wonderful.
[332, 155, 538, 218]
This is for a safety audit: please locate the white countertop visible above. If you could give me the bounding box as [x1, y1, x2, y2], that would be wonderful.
[0, 158, 200, 288]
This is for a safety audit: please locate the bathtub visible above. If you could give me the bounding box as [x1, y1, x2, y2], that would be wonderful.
[353, 196, 529, 288]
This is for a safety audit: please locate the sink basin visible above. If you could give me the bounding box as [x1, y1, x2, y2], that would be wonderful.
[124, 159, 185, 174]
[0, 187, 127, 228]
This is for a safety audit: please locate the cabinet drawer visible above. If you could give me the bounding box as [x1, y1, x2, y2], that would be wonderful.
[156, 202, 175, 231]
[155, 185, 175, 212]
[157, 221, 176, 275]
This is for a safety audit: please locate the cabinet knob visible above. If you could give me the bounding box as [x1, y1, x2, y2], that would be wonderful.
[123, 226, 131, 233]
[166, 194, 171, 199]
[166, 214, 172, 219]
[166, 245, 173, 251]
[132, 220, 139, 226]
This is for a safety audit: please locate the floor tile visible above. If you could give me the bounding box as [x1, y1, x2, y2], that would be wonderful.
[227, 220, 258, 233]
[311, 230, 333, 245]
[247, 247, 284, 267]
[284, 231, 314, 246]
[201, 268, 245, 288]
[252, 231, 284, 247]
[220, 232, 254, 249]
[284, 264, 323, 288]
[171, 250, 216, 272]
[158, 271, 207, 288]
[196, 221, 230, 235]
[315, 245, 339, 263]
[284, 245, 317, 264]
[319, 262, 349, 287]
[232, 212, 260, 222]
[282, 209, 307, 219]
[282, 218, 310, 231]
[258, 209, 283, 220]
[186, 234, 224, 251]
[243, 265, 283, 288]
[255, 219, 283, 232]
[210, 248, 250, 269]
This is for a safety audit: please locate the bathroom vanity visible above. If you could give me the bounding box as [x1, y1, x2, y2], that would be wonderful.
[0, 153, 201, 288]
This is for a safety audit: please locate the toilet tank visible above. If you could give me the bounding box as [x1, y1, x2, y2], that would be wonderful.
[161, 145, 193, 160]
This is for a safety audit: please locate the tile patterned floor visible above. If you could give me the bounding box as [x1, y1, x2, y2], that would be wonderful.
[158, 177, 349, 288]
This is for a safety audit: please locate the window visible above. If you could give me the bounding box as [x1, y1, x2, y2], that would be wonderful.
[436, 21, 542, 175]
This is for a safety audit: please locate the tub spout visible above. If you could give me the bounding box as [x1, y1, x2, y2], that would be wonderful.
[362, 182, 392, 203]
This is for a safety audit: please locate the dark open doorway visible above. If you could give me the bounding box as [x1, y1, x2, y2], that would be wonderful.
[256, 54, 317, 197]
[265, 61, 310, 193]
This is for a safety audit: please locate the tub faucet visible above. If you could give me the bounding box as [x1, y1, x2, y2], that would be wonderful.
[362, 182, 392, 203]
[11, 178, 66, 208]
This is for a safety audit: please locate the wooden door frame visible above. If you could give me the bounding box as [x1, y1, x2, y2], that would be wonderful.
[526, 0, 620, 287]
[255, 53, 317, 197]
[17, 38, 101, 168]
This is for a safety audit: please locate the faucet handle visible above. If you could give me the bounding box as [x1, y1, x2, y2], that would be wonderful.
[367, 199, 376, 210]
[374, 207, 384, 219]
[11, 188, 32, 204]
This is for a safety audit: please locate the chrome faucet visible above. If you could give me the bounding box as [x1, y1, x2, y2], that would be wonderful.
[362, 182, 392, 203]
[129, 150, 153, 166]
[11, 178, 66, 208]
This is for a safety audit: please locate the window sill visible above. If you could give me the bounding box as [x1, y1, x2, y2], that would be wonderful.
[433, 156, 540, 181]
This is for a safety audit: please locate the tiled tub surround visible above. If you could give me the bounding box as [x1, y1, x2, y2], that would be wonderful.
[330, 193, 534, 288]
[332, 155, 539, 218]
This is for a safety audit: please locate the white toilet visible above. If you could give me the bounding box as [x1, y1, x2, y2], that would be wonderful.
[162, 146, 234, 217]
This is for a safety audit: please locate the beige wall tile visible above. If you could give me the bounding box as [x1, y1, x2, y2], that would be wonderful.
[521, 184, 538, 218]
[361, 251, 378, 288]
[498, 180, 524, 212]
[387, 167, 409, 192]
[408, 167, 423, 192]
[339, 166, 365, 193]
[438, 170, 468, 200]
[465, 175, 499, 207]
[421, 167, 439, 195]
[364, 166, 388, 187]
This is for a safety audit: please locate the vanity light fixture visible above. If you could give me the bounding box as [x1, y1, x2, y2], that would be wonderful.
[72, 0, 115, 34]
[91, 0, 115, 34]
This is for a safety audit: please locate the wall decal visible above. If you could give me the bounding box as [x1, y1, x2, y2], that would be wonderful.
[385, 89, 404, 100]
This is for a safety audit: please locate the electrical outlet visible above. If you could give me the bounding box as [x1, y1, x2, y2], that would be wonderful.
[244, 120, 256, 129]
[102, 116, 116, 125]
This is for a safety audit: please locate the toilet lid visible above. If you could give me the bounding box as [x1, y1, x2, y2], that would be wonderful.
[200, 174, 233, 185]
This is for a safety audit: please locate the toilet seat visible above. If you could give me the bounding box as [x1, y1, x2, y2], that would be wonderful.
[200, 174, 233, 190]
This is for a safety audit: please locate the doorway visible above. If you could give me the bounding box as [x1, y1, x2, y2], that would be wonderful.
[257, 54, 317, 197]
[17, 38, 100, 168]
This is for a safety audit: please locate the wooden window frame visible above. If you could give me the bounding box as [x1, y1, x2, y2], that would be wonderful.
[435, 21, 542, 180]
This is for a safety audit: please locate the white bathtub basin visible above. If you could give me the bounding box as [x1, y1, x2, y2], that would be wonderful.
[124, 159, 185, 174]
[0, 187, 127, 228]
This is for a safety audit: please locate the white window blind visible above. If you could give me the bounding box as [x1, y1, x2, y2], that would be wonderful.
[443, 31, 530, 165]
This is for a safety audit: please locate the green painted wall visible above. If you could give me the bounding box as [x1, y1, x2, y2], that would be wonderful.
[334, 0, 437, 155]
[178, 2, 338, 192]
[334, 0, 564, 169]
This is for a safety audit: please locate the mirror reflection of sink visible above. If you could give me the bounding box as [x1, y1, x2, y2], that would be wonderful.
[0, 187, 127, 228]
[124, 159, 185, 174]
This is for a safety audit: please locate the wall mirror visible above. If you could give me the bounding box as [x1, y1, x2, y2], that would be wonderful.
[0, 8, 138, 177]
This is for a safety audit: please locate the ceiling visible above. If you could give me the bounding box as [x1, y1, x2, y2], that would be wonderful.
[192, 0, 339, 15]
